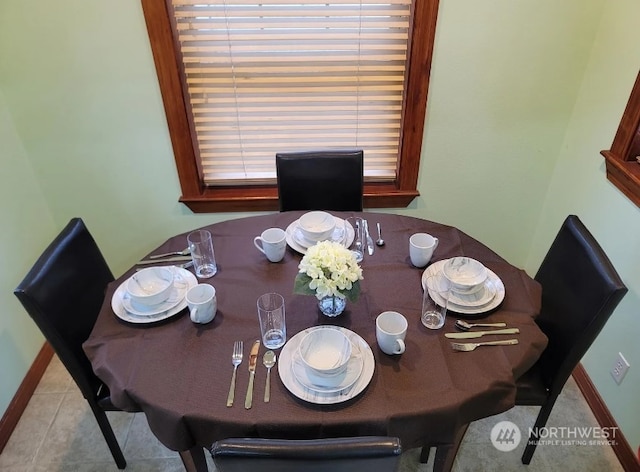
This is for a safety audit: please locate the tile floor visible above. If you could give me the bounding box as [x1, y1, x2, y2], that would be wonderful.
[0, 355, 624, 471]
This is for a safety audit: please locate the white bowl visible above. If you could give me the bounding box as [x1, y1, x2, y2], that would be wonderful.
[298, 211, 336, 242]
[442, 257, 487, 294]
[298, 327, 352, 378]
[126, 267, 174, 306]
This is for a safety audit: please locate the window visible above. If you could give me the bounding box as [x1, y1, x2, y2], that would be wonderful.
[602, 70, 640, 208]
[141, 0, 440, 212]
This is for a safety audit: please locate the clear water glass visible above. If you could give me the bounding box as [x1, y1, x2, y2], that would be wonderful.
[344, 216, 364, 263]
[422, 275, 449, 329]
[187, 229, 218, 279]
[257, 293, 286, 349]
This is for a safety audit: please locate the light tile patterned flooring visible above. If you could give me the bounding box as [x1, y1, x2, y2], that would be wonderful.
[0, 355, 624, 471]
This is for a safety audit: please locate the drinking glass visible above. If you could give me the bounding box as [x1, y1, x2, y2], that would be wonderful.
[257, 293, 286, 349]
[422, 275, 450, 329]
[344, 217, 364, 262]
[187, 229, 218, 279]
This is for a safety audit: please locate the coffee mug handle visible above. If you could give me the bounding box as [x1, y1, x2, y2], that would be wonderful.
[395, 339, 406, 354]
[190, 307, 200, 323]
[253, 237, 265, 255]
[432, 237, 439, 250]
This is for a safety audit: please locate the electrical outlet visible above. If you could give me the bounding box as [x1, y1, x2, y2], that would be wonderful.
[610, 352, 630, 385]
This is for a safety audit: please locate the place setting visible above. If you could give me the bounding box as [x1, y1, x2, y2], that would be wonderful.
[285, 211, 355, 254]
[224, 291, 375, 407]
[421, 256, 506, 317]
[242, 290, 375, 405]
[111, 265, 197, 324]
[415, 255, 520, 351]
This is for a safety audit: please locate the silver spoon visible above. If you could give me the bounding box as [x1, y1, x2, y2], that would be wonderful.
[376, 223, 385, 246]
[455, 319, 507, 331]
[263, 350, 276, 402]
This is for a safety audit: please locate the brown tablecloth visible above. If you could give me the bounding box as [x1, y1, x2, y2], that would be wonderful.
[83, 212, 547, 452]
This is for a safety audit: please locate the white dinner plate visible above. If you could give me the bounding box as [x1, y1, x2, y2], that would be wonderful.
[278, 326, 374, 404]
[111, 267, 197, 324]
[285, 217, 354, 254]
[421, 259, 505, 316]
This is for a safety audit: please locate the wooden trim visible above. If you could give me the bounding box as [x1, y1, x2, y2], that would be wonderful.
[602, 151, 640, 208]
[141, 0, 438, 213]
[572, 363, 640, 472]
[601, 70, 640, 209]
[178, 183, 420, 213]
[0, 342, 54, 453]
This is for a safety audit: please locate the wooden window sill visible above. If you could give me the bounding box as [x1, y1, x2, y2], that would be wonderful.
[602, 151, 640, 208]
[179, 184, 419, 213]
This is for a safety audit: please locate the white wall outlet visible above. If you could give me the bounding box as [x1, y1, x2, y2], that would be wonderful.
[610, 352, 630, 385]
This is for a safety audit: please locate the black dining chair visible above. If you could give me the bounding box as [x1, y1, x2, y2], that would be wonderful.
[515, 215, 627, 464]
[14, 218, 136, 469]
[211, 436, 402, 472]
[275, 149, 364, 212]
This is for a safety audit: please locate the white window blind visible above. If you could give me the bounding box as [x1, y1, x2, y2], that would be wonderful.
[171, 0, 412, 185]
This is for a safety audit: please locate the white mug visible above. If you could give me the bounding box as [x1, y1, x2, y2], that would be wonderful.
[376, 311, 408, 355]
[409, 233, 439, 268]
[186, 284, 217, 324]
[254, 228, 287, 262]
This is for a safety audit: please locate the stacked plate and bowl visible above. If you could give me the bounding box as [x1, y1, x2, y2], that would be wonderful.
[111, 266, 197, 324]
[285, 211, 354, 253]
[422, 256, 505, 317]
[278, 326, 375, 404]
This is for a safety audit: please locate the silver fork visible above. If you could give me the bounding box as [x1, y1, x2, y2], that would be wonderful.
[226, 341, 243, 407]
[148, 247, 190, 259]
[451, 339, 518, 351]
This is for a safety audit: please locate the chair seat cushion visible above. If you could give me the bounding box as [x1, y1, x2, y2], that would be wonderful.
[515, 363, 550, 406]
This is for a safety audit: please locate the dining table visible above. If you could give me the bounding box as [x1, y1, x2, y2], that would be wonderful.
[83, 211, 548, 472]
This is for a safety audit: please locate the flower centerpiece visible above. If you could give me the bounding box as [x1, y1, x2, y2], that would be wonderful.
[294, 240, 364, 317]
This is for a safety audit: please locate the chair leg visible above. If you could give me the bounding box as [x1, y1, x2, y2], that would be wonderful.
[419, 446, 431, 463]
[433, 424, 469, 472]
[88, 403, 127, 469]
[522, 401, 555, 465]
[420, 423, 469, 472]
[179, 446, 209, 472]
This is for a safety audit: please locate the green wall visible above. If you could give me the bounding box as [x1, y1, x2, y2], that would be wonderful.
[1, 0, 637, 453]
[0, 89, 52, 413]
[527, 0, 640, 448]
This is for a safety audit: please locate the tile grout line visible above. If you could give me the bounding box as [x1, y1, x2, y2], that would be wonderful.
[28, 391, 65, 470]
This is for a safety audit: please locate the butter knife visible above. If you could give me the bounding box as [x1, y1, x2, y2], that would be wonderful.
[244, 340, 260, 409]
[364, 220, 374, 256]
[445, 328, 520, 339]
[136, 256, 192, 265]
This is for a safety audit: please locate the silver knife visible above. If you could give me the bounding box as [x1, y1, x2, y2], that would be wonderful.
[136, 256, 192, 265]
[445, 328, 520, 339]
[364, 220, 374, 255]
[244, 340, 260, 409]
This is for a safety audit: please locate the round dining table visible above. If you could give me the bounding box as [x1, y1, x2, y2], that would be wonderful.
[83, 211, 547, 472]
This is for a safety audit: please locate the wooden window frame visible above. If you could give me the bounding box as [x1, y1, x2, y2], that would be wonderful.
[601, 70, 640, 208]
[141, 0, 440, 213]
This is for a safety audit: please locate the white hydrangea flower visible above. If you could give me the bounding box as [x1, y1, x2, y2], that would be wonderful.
[296, 241, 363, 300]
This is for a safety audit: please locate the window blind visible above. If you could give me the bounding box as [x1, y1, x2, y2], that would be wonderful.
[171, 0, 412, 185]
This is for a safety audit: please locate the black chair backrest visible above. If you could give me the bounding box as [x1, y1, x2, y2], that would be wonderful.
[211, 436, 402, 472]
[14, 218, 114, 399]
[534, 215, 627, 392]
[275, 149, 364, 211]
